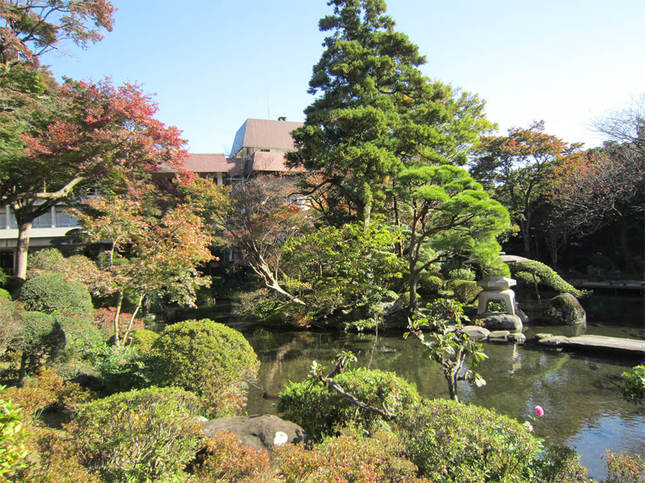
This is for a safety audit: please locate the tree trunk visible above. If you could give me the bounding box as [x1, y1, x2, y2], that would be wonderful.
[447, 370, 459, 402]
[408, 267, 420, 315]
[113, 291, 124, 347]
[18, 352, 28, 387]
[121, 293, 144, 346]
[15, 218, 32, 280]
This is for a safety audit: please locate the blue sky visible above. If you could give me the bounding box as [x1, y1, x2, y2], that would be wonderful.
[42, 0, 645, 154]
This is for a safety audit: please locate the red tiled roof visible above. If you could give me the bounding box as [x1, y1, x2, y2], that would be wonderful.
[251, 151, 306, 172]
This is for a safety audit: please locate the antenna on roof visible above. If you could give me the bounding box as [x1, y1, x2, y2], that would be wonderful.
[267, 96, 271, 120]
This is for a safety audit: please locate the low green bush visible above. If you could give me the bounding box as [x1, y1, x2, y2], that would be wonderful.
[66, 386, 205, 482]
[149, 319, 259, 417]
[620, 365, 644, 405]
[446, 279, 482, 304]
[54, 315, 105, 363]
[17, 312, 64, 381]
[396, 399, 542, 482]
[603, 449, 644, 483]
[418, 273, 443, 297]
[28, 248, 68, 275]
[448, 268, 476, 281]
[90, 344, 148, 394]
[0, 386, 30, 480]
[0, 297, 20, 359]
[127, 328, 159, 356]
[534, 444, 590, 482]
[278, 368, 421, 440]
[18, 272, 93, 319]
[0, 288, 10, 300]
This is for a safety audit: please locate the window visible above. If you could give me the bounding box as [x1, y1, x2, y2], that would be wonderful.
[55, 209, 79, 227]
[32, 210, 52, 228]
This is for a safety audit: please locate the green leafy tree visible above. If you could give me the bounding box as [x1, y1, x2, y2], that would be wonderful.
[75, 193, 213, 346]
[287, 0, 492, 227]
[406, 298, 487, 402]
[395, 165, 510, 312]
[470, 121, 582, 258]
[281, 218, 405, 325]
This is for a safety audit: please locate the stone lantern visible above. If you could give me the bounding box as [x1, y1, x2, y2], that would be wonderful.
[477, 275, 517, 315]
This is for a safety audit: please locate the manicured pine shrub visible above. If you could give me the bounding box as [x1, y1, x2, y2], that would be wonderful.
[149, 319, 259, 417]
[277, 368, 421, 440]
[396, 398, 542, 482]
[66, 386, 205, 482]
[18, 272, 94, 319]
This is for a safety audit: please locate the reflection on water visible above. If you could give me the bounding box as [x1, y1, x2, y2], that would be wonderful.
[244, 328, 644, 480]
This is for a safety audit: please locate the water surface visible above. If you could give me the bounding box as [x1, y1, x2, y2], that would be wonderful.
[242, 319, 643, 480]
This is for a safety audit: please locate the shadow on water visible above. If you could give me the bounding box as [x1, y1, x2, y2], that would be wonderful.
[241, 294, 644, 480]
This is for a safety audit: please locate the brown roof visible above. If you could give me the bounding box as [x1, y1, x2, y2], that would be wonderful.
[251, 151, 306, 172]
[183, 153, 236, 172]
[159, 153, 236, 173]
[231, 119, 303, 155]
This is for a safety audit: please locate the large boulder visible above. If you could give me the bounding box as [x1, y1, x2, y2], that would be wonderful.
[202, 414, 309, 451]
[542, 293, 586, 326]
[478, 313, 523, 332]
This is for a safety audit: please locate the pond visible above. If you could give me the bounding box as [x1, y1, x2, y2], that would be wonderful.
[237, 295, 644, 480]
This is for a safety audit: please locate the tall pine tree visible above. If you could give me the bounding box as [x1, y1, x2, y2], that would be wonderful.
[288, 0, 492, 227]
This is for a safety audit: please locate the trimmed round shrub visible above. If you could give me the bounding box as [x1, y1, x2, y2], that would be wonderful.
[127, 328, 159, 356]
[28, 248, 67, 275]
[18, 273, 93, 319]
[0, 297, 20, 358]
[66, 386, 205, 482]
[17, 312, 65, 379]
[54, 315, 105, 362]
[446, 280, 482, 304]
[448, 268, 476, 281]
[278, 368, 421, 440]
[418, 273, 444, 297]
[396, 399, 542, 482]
[150, 319, 259, 417]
